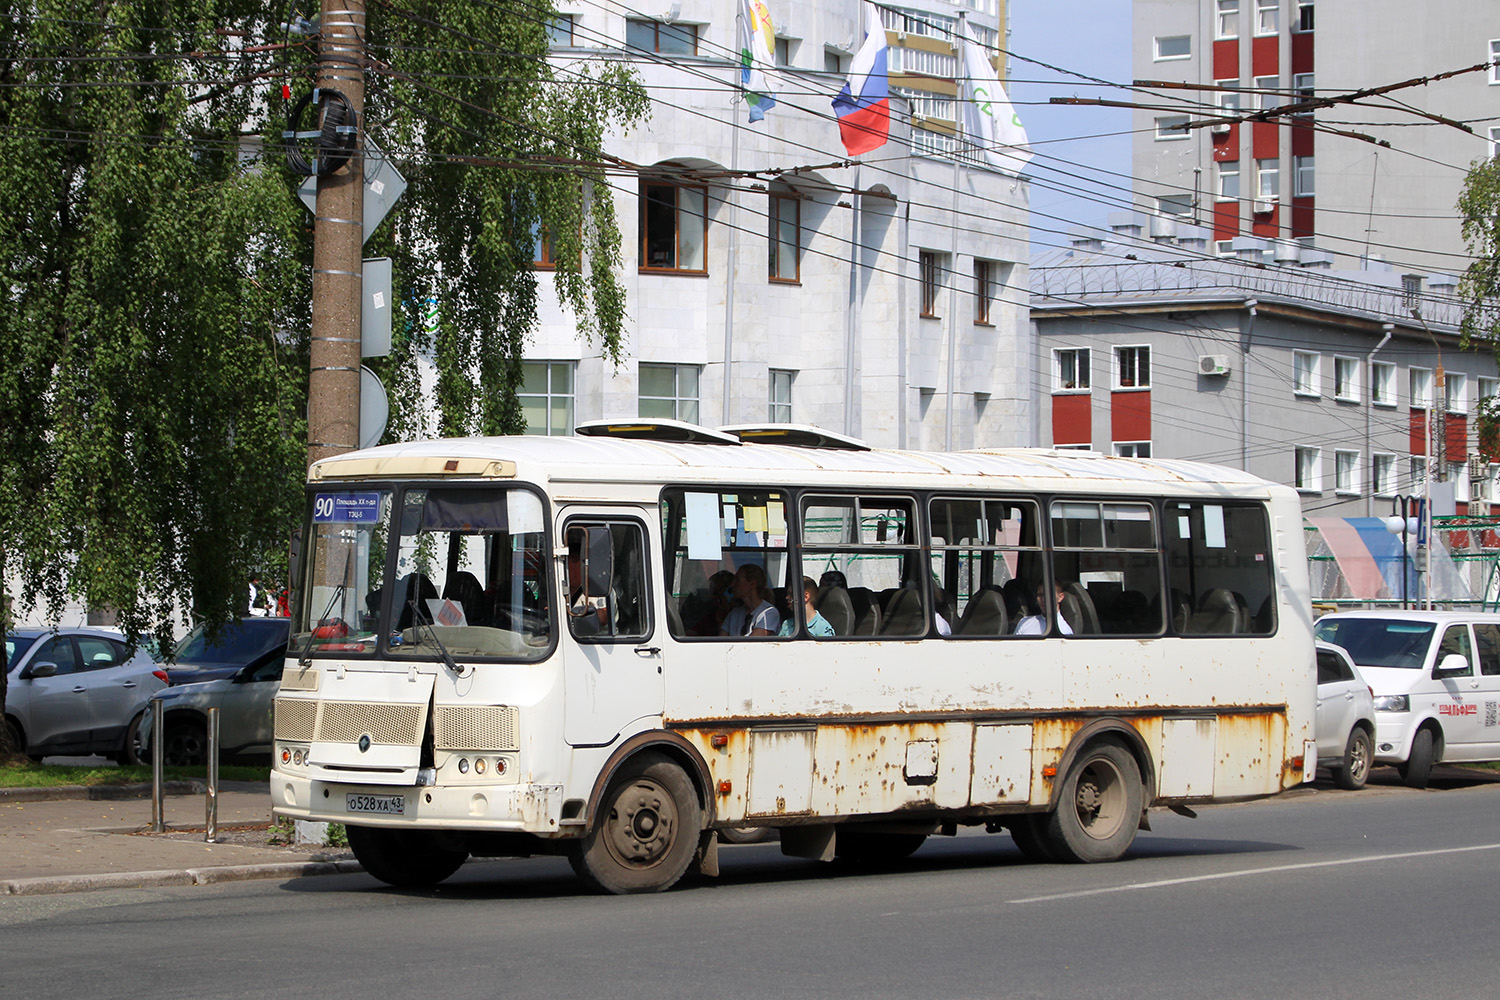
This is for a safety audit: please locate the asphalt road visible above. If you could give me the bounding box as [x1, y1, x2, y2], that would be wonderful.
[5, 769, 1498, 1000]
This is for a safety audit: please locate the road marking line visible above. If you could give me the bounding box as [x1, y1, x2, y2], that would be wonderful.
[1009, 842, 1500, 904]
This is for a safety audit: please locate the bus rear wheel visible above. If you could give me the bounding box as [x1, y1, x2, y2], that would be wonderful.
[346, 825, 468, 888]
[1044, 741, 1143, 863]
[568, 752, 701, 894]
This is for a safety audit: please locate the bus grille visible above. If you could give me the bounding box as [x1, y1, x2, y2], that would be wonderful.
[317, 702, 425, 745]
[273, 698, 317, 742]
[433, 705, 518, 752]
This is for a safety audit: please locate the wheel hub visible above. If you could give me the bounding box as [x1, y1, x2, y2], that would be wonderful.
[605, 780, 677, 867]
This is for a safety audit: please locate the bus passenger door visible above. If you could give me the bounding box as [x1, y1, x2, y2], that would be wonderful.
[559, 512, 664, 747]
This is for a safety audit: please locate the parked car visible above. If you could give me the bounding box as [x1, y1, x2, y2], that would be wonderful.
[1315, 641, 1376, 790]
[166, 617, 290, 681]
[141, 648, 285, 766]
[4, 627, 168, 763]
[1314, 610, 1500, 788]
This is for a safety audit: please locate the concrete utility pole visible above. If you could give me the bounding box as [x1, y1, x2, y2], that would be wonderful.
[307, 1, 366, 468]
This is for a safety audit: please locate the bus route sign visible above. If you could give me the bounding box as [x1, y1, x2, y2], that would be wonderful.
[313, 492, 382, 523]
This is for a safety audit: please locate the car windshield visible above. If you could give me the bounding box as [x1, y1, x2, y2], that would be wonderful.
[174, 620, 288, 664]
[1313, 618, 1435, 669]
[5, 635, 37, 672]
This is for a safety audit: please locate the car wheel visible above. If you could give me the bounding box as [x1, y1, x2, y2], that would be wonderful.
[1401, 727, 1436, 789]
[3, 717, 24, 757]
[1332, 727, 1373, 791]
[1042, 739, 1144, 863]
[346, 825, 468, 888]
[113, 712, 146, 766]
[162, 718, 208, 768]
[566, 751, 701, 894]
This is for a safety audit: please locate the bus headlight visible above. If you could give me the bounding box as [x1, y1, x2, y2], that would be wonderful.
[1373, 694, 1410, 712]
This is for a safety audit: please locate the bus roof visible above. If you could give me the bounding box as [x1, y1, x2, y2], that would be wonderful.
[309, 435, 1287, 500]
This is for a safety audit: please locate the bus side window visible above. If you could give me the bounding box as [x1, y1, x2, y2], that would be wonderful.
[1166, 503, 1276, 636]
[1049, 501, 1164, 637]
[660, 488, 790, 639]
[928, 496, 1043, 638]
[802, 495, 922, 638]
[565, 521, 650, 641]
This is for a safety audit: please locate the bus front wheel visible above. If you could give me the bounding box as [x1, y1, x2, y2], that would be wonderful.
[1044, 740, 1143, 863]
[568, 752, 702, 894]
[346, 825, 468, 888]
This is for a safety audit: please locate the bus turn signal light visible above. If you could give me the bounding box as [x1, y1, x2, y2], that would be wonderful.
[711, 733, 729, 748]
[1041, 765, 1058, 778]
[717, 780, 732, 796]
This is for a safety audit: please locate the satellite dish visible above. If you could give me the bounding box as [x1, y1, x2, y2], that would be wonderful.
[359, 366, 389, 449]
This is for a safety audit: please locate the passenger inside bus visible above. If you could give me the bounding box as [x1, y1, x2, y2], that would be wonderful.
[778, 576, 835, 637]
[1015, 581, 1073, 636]
[685, 570, 736, 636]
[721, 564, 780, 636]
[566, 536, 608, 637]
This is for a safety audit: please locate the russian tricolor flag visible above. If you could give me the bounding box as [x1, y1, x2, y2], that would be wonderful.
[832, 4, 889, 156]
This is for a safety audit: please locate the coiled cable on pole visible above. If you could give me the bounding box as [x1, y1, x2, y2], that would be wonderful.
[283, 87, 358, 177]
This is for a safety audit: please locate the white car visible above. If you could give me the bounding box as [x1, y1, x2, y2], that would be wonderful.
[1314, 641, 1376, 790]
[1314, 610, 1500, 788]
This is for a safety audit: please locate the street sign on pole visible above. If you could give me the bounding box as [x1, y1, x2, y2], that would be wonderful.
[361, 256, 392, 358]
[299, 138, 406, 246]
[359, 366, 389, 449]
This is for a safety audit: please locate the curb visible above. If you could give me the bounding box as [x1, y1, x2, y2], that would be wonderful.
[2, 859, 365, 896]
[0, 782, 203, 803]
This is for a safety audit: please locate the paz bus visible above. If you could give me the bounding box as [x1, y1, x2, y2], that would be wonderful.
[270, 421, 1316, 893]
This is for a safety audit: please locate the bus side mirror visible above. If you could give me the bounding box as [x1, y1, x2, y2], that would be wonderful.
[567, 526, 614, 615]
[1435, 653, 1471, 677]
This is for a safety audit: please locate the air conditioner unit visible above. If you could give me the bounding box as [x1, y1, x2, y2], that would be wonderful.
[1199, 354, 1232, 377]
[1210, 122, 1232, 135]
[1252, 199, 1275, 215]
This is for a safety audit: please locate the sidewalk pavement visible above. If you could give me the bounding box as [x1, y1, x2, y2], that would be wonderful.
[0, 782, 362, 897]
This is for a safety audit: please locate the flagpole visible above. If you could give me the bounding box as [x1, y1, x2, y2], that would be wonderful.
[944, 13, 968, 452]
[844, 164, 861, 436]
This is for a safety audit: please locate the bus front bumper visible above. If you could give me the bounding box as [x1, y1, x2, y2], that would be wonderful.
[271, 772, 569, 835]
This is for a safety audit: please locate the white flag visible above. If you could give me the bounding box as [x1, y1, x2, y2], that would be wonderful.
[961, 24, 1031, 175]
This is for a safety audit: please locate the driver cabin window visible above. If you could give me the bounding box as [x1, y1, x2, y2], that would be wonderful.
[565, 520, 651, 642]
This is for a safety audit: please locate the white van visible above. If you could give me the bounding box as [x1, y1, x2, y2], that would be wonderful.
[1313, 610, 1500, 788]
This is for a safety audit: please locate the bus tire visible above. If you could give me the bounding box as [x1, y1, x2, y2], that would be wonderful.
[1008, 815, 1056, 863]
[1331, 727, 1373, 791]
[1400, 727, 1436, 789]
[568, 751, 701, 894]
[718, 826, 772, 844]
[1044, 740, 1143, 863]
[346, 825, 468, 888]
[833, 830, 927, 863]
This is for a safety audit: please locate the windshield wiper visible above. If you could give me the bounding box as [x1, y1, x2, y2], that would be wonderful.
[298, 552, 351, 668]
[405, 596, 468, 677]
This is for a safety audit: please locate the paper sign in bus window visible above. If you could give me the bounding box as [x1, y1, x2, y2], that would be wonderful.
[685, 491, 723, 560]
[1203, 505, 1227, 548]
[743, 505, 769, 533]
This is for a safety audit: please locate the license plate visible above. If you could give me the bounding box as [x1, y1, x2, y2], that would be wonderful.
[346, 793, 405, 815]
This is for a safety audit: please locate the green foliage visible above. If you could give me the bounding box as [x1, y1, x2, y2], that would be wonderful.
[0, 2, 647, 641]
[0, 759, 270, 788]
[1459, 156, 1500, 460]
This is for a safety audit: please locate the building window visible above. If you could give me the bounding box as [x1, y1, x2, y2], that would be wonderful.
[1402, 273, 1425, 310]
[1335, 450, 1360, 495]
[1256, 158, 1280, 199]
[1293, 351, 1320, 396]
[1333, 356, 1359, 401]
[1055, 348, 1090, 391]
[638, 364, 700, 423]
[1155, 115, 1191, 140]
[1293, 155, 1315, 196]
[1476, 464, 1497, 502]
[1255, 76, 1281, 112]
[1296, 0, 1315, 32]
[639, 180, 706, 272]
[1114, 442, 1152, 458]
[547, 14, 575, 46]
[920, 251, 943, 317]
[1447, 371, 1469, 414]
[1293, 72, 1315, 107]
[1158, 195, 1193, 217]
[1215, 239, 1235, 256]
[1479, 376, 1499, 409]
[1116, 346, 1150, 389]
[1410, 457, 1428, 489]
[974, 260, 995, 324]
[1256, 0, 1279, 35]
[531, 224, 558, 269]
[768, 191, 800, 283]
[774, 37, 791, 66]
[1216, 0, 1240, 39]
[1372, 453, 1396, 496]
[1491, 41, 1500, 84]
[1217, 161, 1240, 200]
[1295, 446, 1322, 492]
[1491, 126, 1500, 159]
[1410, 367, 1433, 410]
[1218, 80, 1243, 113]
[626, 18, 698, 54]
[768, 369, 793, 423]
[520, 361, 575, 435]
[824, 50, 845, 74]
[1371, 361, 1396, 406]
[1154, 35, 1191, 60]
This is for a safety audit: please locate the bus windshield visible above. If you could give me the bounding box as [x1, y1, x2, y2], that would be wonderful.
[295, 485, 553, 661]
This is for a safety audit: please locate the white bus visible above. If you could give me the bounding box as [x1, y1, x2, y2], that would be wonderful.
[271, 422, 1316, 893]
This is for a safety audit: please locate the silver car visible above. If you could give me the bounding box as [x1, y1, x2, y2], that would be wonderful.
[1315, 641, 1377, 790]
[141, 647, 285, 765]
[4, 627, 168, 762]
